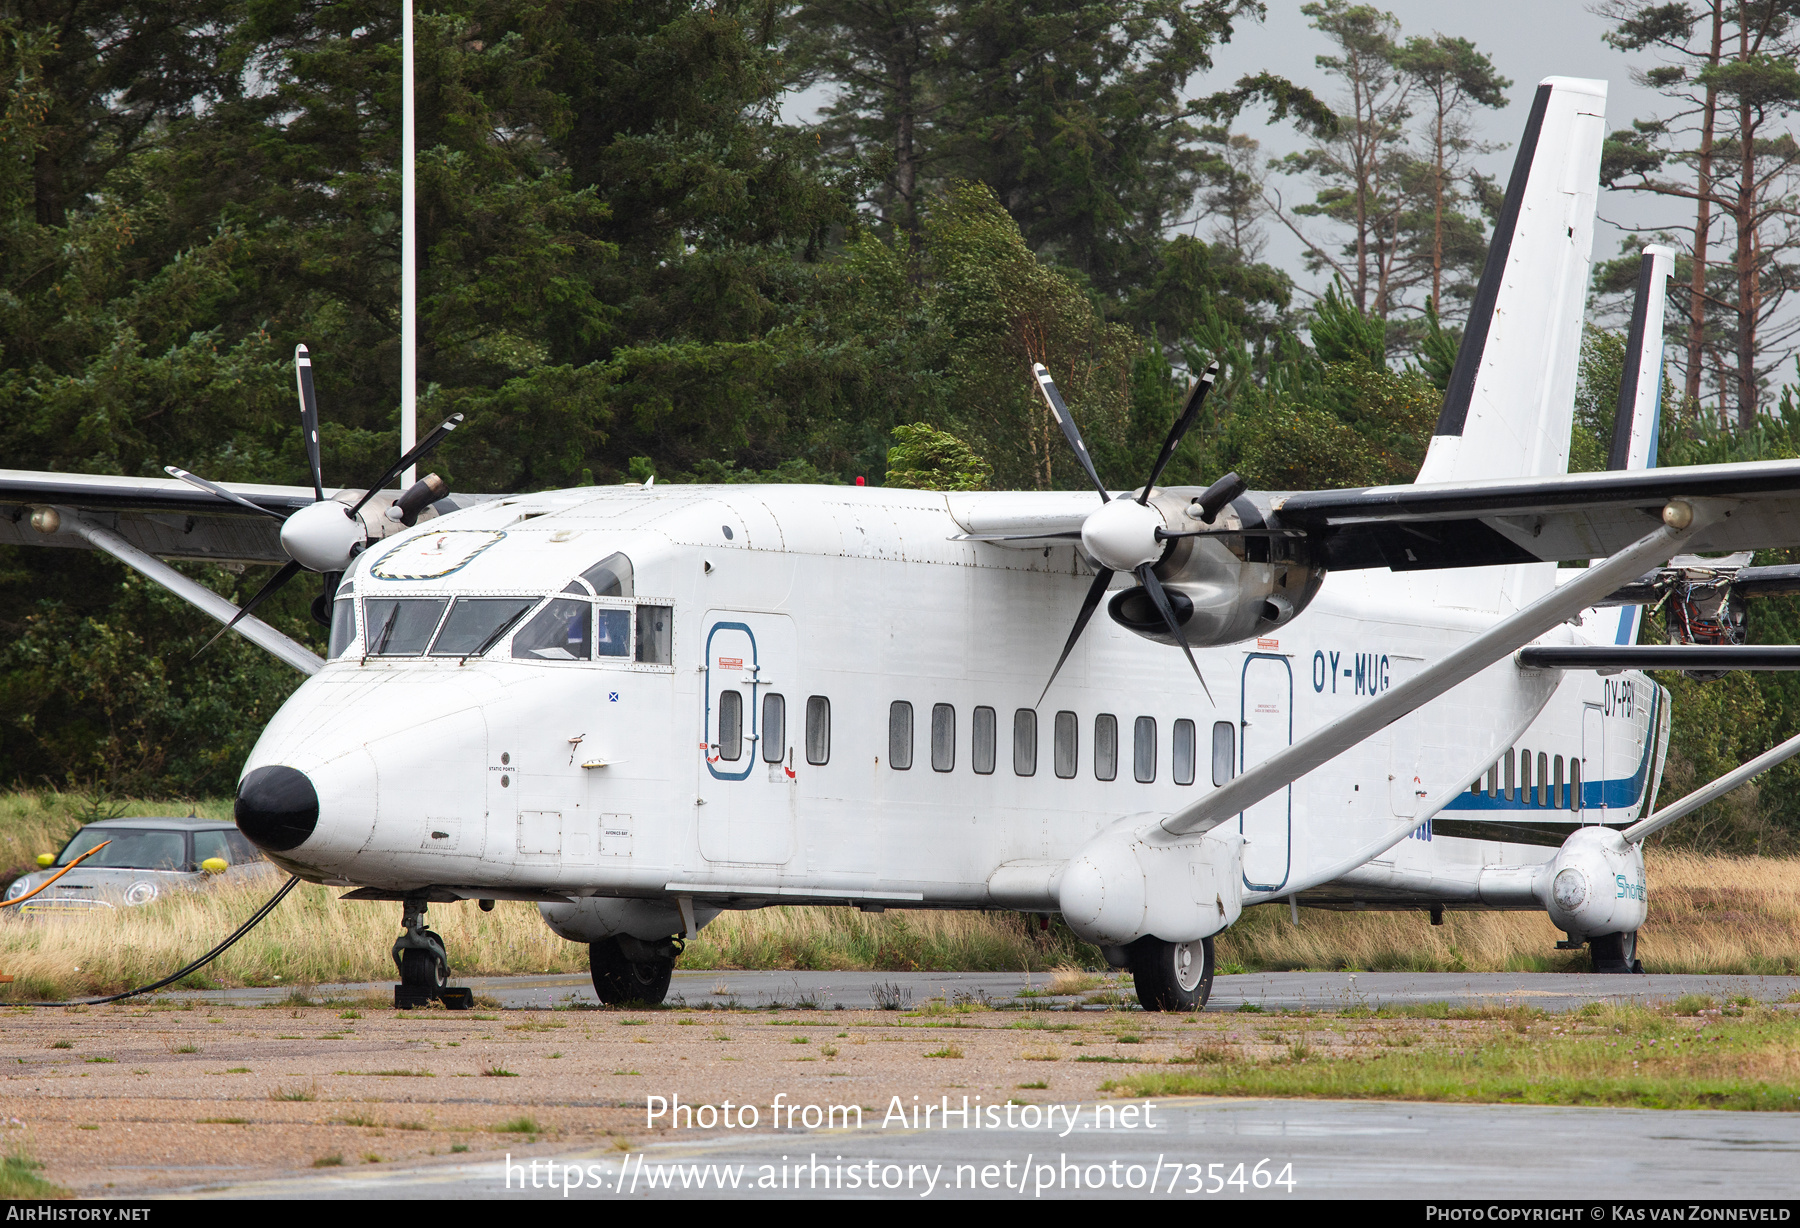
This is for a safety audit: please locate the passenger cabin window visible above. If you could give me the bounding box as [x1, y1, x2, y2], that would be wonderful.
[635, 605, 672, 664]
[430, 597, 535, 656]
[1212, 721, 1235, 787]
[931, 704, 956, 773]
[1053, 712, 1078, 779]
[364, 598, 448, 655]
[1537, 751, 1549, 807]
[716, 690, 743, 760]
[1134, 716, 1157, 783]
[1013, 709, 1037, 777]
[1094, 714, 1118, 781]
[1487, 762, 1499, 797]
[972, 707, 997, 775]
[1173, 719, 1196, 786]
[1570, 756, 1582, 811]
[1515, 749, 1528, 804]
[762, 693, 786, 762]
[805, 696, 831, 765]
[1505, 749, 1516, 801]
[328, 595, 357, 659]
[889, 701, 914, 770]
[512, 597, 591, 660]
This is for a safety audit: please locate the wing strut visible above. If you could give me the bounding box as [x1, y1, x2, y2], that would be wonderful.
[1158, 502, 1720, 838]
[63, 513, 323, 676]
[1623, 725, 1800, 844]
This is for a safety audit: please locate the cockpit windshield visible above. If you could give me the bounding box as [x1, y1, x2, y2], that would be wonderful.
[429, 598, 536, 656]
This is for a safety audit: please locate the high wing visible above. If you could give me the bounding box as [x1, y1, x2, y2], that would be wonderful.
[1262, 457, 1800, 570]
[0, 469, 312, 565]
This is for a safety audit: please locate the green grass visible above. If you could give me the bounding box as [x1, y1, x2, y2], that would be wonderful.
[1107, 1004, 1800, 1112]
[0, 1149, 65, 1198]
[492, 1116, 540, 1134]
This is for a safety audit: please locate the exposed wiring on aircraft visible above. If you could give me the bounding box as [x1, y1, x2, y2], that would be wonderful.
[6, 875, 300, 1008]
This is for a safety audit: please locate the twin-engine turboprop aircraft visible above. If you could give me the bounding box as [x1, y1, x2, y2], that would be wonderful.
[9, 75, 1800, 1009]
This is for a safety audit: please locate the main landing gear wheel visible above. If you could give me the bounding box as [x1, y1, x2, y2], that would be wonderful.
[590, 936, 675, 1006]
[1128, 934, 1215, 1012]
[1589, 931, 1644, 975]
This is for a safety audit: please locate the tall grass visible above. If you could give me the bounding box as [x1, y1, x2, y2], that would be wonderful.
[1214, 850, 1800, 976]
[0, 789, 1794, 1000]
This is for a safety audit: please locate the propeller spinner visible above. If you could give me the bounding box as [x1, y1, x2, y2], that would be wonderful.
[1032, 361, 1221, 706]
[168, 344, 463, 658]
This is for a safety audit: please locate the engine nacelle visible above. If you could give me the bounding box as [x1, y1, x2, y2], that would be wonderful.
[1542, 826, 1647, 939]
[1057, 816, 1244, 945]
[1108, 490, 1325, 648]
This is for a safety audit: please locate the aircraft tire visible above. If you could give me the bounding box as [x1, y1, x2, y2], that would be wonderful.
[399, 945, 447, 992]
[590, 937, 674, 1006]
[1589, 931, 1642, 974]
[1128, 935, 1215, 1012]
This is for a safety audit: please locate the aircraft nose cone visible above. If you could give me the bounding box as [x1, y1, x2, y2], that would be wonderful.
[236, 765, 319, 852]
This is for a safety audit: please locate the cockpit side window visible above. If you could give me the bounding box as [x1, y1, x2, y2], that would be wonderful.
[327, 596, 357, 659]
[511, 597, 592, 660]
[579, 553, 634, 598]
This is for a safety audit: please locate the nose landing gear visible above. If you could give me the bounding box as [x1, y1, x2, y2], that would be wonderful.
[393, 897, 474, 1009]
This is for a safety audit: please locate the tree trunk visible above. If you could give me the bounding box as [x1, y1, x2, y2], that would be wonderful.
[893, 60, 918, 235]
[1687, 2, 1722, 410]
[1735, 101, 1757, 429]
[1431, 93, 1446, 310]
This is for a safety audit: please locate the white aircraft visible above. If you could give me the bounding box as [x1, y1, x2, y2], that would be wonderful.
[7, 76, 1800, 1011]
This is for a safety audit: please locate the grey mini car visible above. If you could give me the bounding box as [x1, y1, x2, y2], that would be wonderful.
[2, 817, 277, 912]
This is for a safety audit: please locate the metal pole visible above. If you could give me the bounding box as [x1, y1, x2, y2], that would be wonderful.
[400, 0, 417, 489]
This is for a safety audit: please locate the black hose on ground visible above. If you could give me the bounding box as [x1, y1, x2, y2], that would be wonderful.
[6, 875, 301, 1007]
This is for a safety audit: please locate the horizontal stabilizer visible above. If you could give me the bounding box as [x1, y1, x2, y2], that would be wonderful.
[1519, 645, 1800, 671]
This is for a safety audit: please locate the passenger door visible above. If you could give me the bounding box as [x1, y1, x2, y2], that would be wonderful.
[1239, 653, 1293, 891]
[697, 611, 797, 865]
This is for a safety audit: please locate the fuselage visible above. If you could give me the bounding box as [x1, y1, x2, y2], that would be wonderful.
[240, 483, 1666, 915]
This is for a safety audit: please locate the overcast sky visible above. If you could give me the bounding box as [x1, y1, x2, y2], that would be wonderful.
[1204, 0, 1682, 320]
[783, 1, 1695, 328]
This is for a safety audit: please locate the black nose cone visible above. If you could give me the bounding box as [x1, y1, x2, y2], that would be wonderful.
[236, 765, 319, 852]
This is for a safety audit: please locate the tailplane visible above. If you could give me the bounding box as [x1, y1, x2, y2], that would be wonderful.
[1600, 244, 1675, 646]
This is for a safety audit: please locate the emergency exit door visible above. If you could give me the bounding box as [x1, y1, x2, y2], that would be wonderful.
[1240, 653, 1293, 891]
[698, 611, 797, 865]
[1581, 704, 1604, 823]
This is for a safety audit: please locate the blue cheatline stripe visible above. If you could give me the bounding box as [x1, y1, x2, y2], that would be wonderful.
[1441, 686, 1660, 815]
[1614, 606, 1640, 646]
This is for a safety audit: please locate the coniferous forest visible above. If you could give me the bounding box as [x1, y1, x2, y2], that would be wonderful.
[5, 1, 1800, 849]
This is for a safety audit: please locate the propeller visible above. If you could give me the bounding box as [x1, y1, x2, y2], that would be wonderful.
[169, 344, 462, 659]
[1033, 361, 1221, 705]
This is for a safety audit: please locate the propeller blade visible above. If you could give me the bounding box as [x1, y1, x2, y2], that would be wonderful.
[295, 344, 325, 502]
[1037, 565, 1115, 706]
[163, 466, 288, 522]
[192, 560, 304, 661]
[1031, 363, 1109, 502]
[1139, 361, 1219, 504]
[347, 414, 464, 518]
[1135, 563, 1213, 705]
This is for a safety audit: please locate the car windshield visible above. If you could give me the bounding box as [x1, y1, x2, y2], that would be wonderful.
[57, 828, 188, 870]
